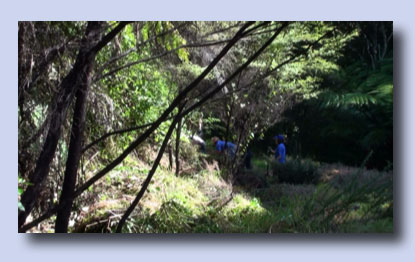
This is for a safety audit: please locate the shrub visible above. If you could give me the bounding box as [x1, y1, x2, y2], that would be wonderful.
[272, 158, 320, 185]
[180, 140, 200, 162]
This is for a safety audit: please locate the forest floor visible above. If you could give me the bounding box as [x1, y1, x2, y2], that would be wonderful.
[31, 143, 393, 233]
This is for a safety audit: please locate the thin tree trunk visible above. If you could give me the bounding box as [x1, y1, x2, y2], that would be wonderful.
[54, 52, 94, 233]
[18, 21, 128, 229]
[175, 120, 181, 175]
[175, 103, 184, 176]
[223, 98, 233, 172]
[18, 22, 27, 122]
[18, 50, 88, 228]
[116, 106, 185, 232]
[168, 143, 173, 170]
[54, 21, 130, 232]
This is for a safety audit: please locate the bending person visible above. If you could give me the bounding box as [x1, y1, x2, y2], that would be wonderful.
[211, 136, 236, 158]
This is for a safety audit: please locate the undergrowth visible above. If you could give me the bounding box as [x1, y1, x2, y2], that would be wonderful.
[72, 143, 392, 233]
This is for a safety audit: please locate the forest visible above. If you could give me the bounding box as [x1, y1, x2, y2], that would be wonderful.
[18, 21, 393, 233]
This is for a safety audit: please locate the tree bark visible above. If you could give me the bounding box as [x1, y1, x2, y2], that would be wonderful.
[175, 102, 184, 176]
[54, 50, 94, 233]
[168, 143, 173, 170]
[175, 118, 182, 176]
[18, 21, 128, 230]
[18, 43, 90, 228]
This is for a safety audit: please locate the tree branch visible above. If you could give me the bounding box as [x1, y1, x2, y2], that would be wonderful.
[94, 22, 272, 82]
[82, 121, 157, 153]
[74, 21, 254, 198]
[89, 22, 131, 54]
[115, 105, 185, 232]
[180, 22, 290, 118]
[96, 22, 190, 75]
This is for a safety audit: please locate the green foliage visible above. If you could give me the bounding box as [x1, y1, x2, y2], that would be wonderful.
[320, 58, 393, 109]
[18, 176, 32, 211]
[272, 157, 320, 185]
[267, 168, 392, 233]
[74, 149, 392, 234]
[266, 22, 357, 97]
[301, 170, 391, 232]
[264, 55, 393, 169]
[219, 195, 277, 233]
[19, 21, 393, 233]
[141, 200, 197, 233]
[318, 57, 392, 168]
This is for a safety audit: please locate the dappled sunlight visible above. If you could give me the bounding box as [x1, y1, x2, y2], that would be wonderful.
[18, 21, 392, 233]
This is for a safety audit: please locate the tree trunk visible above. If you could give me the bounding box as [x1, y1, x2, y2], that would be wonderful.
[54, 21, 131, 233]
[116, 106, 185, 232]
[168, 143, 173, 170]
[54, 51, 94, 233]
[175, 104, 184, 176]
[18, 21, 127, 229]
[18, 22, 26, 122]
[18, 51, 88, 228]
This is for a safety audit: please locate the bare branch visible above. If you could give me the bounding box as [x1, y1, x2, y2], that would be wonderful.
[115, 105, 185, 232]
[94, 22, 273, 82]
[89, 22, 131, 54]
[96, 22, 191, 74]
[93, 39, 233, 82]
[180, 22, 290, 118]
[82, 117, 173, 154]
[198, 22, 243, 38]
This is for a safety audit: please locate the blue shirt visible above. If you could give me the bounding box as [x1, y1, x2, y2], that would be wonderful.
[274, 143, 286, 163]
[216, 140, 236, 157]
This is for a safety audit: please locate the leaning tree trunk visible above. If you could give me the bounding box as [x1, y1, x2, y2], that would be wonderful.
[116, 106, 185, 232]
[18, 25, 96, 228]
[54, 21, 130, 233]
[168, 143, 173, 170]
[18, 21, 128, 230]
[54, 54, 95, 233]
[175, 102, 184, 176]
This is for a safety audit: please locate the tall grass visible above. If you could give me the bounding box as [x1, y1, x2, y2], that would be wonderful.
[272, 157, 320, 185]
[74, 145, 392, 233]
[268, 165, 393, 233]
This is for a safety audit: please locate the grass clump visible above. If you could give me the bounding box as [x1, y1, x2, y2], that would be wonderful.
[74, 148, 392, 234]
[272, 157, 320, 185]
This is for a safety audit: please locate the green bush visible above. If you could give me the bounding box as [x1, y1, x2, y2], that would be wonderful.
[180, 140, 201, 164]
[272, 158, 320, 185]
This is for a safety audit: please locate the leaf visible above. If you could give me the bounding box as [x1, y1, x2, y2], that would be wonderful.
[18, 202, 25, 211]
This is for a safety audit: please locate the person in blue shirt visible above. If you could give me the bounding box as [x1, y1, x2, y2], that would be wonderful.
[270, 134, 286, 164]
[211, 137, 236, 158]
